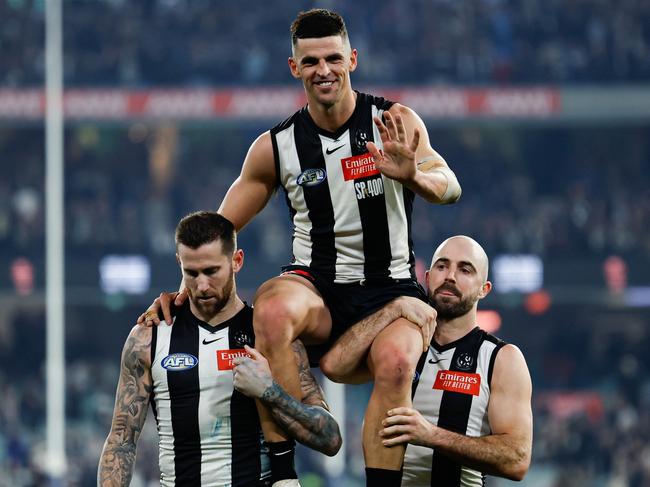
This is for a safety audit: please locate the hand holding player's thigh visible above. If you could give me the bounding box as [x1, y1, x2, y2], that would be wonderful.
[395, 296, 437, 350]
[232, 346, 274, 399]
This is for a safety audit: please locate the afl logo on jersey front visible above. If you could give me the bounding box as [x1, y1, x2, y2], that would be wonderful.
[297, 168, 327, 187]
[161, 353, 198, 371]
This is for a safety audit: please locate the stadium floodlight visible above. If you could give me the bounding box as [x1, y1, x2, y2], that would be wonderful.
[99, 255, 152, 295]
[492, 254, 544, 294]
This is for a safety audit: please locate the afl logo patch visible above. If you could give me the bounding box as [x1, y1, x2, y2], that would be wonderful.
[161, 353, 198, 371]
[297, 168, 327, 187]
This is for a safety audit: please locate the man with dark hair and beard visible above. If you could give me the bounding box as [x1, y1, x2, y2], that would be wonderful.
[99, 211, 341, 487]
[320, 236, 533, 486]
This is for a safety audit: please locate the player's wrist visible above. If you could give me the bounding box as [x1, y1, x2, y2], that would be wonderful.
[399, 165, 423, 190]
[259, 380, 285, 403]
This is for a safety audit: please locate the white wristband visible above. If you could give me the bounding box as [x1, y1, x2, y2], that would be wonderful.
[433, 166, 461, 202]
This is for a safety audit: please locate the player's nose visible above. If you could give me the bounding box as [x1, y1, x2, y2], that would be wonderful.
[197, 276, 210, 292]
[444, 268, 457, 282]
[316, 58, 331, 76]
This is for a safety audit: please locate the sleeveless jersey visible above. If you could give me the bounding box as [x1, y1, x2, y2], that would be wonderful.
[402, 327, 506, 487]
[270, 91, 416, 283]
[150, 304, 271, 486]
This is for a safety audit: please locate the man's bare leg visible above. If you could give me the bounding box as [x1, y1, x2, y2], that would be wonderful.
[252, 275, 332, 482]
[363, 319, 423, 479]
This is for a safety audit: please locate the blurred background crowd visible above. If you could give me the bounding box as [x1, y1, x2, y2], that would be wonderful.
[1, 0, 650, 486]
[2, 0, 650, 86]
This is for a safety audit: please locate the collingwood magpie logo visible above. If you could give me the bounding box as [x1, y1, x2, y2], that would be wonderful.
[455, 353, 474, 371]
[232, 329, 253, 348]
[354, 130, 368, 152]
[297, 168, 327, 187]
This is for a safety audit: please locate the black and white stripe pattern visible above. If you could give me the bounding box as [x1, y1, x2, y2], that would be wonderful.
[402, 327, 505, 487]
[271, 92, 415, 283]
[150, 304, 269, 486]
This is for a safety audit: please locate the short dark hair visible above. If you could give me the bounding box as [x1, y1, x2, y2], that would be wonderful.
[291, 9, 348, 46]
[175, 211, 236, 255]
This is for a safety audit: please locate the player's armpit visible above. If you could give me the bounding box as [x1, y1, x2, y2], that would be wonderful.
[98, 325, 153, 487]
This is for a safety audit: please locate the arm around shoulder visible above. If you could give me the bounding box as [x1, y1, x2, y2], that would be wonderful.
[218, 131, 277, 231]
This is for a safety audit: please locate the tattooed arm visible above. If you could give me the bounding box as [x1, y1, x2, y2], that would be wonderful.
[98, 325, 153, 486]
[233, 343, 342, 456]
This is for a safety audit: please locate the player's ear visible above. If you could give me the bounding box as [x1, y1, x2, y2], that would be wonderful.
[348, 48, 358, 73]
[478, 280, 492, 299]
[175, 253, 180, 265]
[232, 249, 244, 273]
[288, 57, 301, 79]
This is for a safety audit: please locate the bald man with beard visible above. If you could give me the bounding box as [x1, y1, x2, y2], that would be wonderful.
[320, 236, 533, 486]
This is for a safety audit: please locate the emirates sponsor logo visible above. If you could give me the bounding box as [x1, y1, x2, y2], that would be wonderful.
[216, 348, 251, 370]
[341, 153, 380, 181]
[433, 370, 481, 396]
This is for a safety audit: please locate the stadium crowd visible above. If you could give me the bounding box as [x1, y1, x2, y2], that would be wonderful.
[2, 0, 650, 87]
[2, 123, 649, 265]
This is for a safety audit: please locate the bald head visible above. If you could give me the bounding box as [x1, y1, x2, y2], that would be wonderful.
[430, 236, 489, 283]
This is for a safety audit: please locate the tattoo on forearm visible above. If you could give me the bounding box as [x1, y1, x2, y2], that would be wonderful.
[260, 342, 340, 455]
[294, 341, 328, 408]
[261, 382, 340, 455]
[98, 330, 153, 486]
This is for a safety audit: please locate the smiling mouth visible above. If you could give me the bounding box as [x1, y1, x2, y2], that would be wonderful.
[315, 80, 335, 87]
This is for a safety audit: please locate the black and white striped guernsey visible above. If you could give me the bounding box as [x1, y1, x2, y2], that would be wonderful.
[402, 327, 506, 487]
[150, 303, 270, 486]
[270, 91, 416, 283]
